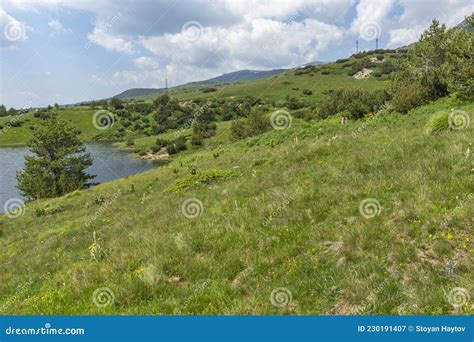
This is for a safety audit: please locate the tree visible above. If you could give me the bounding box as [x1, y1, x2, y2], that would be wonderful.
[0, 105, 7, 117]
[17, 116, 95, 199]
[443, 15, 474, 100]
[153, 93, 170, 108]
[109, 97, 124, 110]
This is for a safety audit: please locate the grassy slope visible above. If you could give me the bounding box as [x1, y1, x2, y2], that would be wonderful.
[1, 96, 472, 315]
[137, 57, 388, 104]
[0, 107, 100, 146]
[0, 52, 393, 147]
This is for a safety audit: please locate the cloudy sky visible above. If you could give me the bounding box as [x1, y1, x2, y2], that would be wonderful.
[1, 0, 472, 108]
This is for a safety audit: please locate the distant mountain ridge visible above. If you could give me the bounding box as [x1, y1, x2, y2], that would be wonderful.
[113, 88, 166, 100]
[112, 62, 326, 100]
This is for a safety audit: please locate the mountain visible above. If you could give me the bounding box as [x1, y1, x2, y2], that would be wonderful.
[112, 69, 289, 100]
[113, 88, 165, 100]
[187, 68, 288, 86]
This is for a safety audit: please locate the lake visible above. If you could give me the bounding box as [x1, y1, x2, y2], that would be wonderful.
[0, 143, 157, 213]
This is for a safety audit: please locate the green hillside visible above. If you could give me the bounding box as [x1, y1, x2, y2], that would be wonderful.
[0, 50, 395, 148]
[0, 96, 472, 314]
[0, 107, 101, 147]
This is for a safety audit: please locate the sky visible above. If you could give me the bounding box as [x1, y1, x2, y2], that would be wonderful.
[1, 0, 472, 108]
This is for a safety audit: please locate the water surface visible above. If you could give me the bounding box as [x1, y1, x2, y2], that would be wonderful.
[0, 143, 156, 213]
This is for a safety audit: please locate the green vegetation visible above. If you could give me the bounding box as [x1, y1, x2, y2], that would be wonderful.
[0, 17, 472, 315]
[16, 116, 94, 199]
[0, 96, 472, 314]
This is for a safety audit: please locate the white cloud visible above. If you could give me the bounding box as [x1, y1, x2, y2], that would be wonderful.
[112, 70, 146, 85]
[48, 19, 69, 32]
[350, 0, 396, 37]
[387, 27, 423, 48]
[387, 0, 473, 47]
[87, 27, 135, 54]
[133, 56, 159, 69]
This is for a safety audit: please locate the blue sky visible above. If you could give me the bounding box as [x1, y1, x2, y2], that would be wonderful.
[1, 0, 472, 108]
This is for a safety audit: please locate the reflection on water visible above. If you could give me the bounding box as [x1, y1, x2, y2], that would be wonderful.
[0, 143, 157, 213]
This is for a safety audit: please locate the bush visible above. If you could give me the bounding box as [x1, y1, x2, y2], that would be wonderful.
[336, 58, 349, 63]
[285, 96, 304, 110]
[391, 83, 429, 113]
[191, 134, 204, 146]
[321, 69, 330, 75]
[376, 54, 384, 60]
[292, 108, 314, 121]
[318, 88, 390, 119]
[425, 111, 449, 134]
[231, 108, 271, 140]
[302, 89, 313, 96]
[166, 137, 187, 155]
[201, 87, 217, 93]
[155, 138, 169, 150]
[372, 71, 382, 78]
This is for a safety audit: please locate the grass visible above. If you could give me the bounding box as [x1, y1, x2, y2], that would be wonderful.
[0, 51, 394, 148]
[0, 96, 472, 315]
[0, 107, 102, 146]
[137, 65, 386, 105]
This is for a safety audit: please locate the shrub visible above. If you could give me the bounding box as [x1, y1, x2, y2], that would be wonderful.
[302, 89, 313, 96]
[164, 169, 236, 193]
[425, 111, 449, 134]
[372, 71, 382, 78]
[201, 87, 217, 93]
[231, 108, 271, 140]
[391, 83, 430, 113]
[321, 69, 330, 75]
[376, 54, 384, 60]
[191, 134, 204, 146]
[166, 136, 187, 155]
[155, 138, 169, 150]
[285, 96, 304, 110]
[318, 88, 390, 119]
[292, 108, 314, 121]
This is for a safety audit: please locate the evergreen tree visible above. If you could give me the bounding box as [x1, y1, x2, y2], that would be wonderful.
[17, 116, 95, 199]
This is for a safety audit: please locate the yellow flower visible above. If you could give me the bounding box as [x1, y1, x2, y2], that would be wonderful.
[447, 232, 453, 241]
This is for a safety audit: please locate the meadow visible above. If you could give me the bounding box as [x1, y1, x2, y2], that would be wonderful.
[0, 95, 472, 314]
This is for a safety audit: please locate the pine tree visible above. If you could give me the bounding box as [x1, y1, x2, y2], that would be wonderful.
[17, 115, 95, 199]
